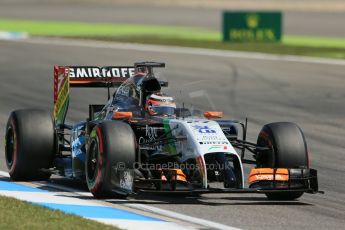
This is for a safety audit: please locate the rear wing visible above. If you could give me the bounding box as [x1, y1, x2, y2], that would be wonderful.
[53, 66, 135, 125]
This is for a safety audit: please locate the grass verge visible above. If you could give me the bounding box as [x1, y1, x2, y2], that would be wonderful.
[77, 35, 345, 59]
[0, 196, 120, 230]
[0, 19, 344, 59]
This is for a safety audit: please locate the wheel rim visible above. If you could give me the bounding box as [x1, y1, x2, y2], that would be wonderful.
[257, 133, 275, 167]
[5, 126, 15, 168]
[87, 140, 99, 182]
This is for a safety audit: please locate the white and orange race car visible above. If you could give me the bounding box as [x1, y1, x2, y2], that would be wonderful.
[5, 62, 320, 200]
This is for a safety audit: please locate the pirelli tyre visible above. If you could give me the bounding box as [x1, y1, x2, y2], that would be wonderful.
[5, 109, 55, 180]
[85, 121, 136, 198]
[256, 122, 309, 200]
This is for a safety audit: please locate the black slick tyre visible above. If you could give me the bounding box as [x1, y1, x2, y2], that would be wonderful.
[5, 109, 55, 180]
[85, 121, 136, 198]
[257, 122, 309, 200]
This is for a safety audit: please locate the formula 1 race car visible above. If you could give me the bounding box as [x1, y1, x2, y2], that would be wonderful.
[4, 62, 320, 200]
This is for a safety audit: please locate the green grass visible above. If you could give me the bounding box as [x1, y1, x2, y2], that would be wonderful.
[0, 196, 120, 230]
[283, 35, 345, 49]
[0, 19, 220, 40]
[78, 35, 345, 59]
[0, 18, 344, 59]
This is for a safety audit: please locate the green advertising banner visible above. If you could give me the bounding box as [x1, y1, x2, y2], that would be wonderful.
[223, 11, 282, 42]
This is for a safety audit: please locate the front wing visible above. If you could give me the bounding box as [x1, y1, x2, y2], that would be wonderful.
[135, 168, 321, 195]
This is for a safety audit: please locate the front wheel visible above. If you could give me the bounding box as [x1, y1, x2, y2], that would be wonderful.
[256, 122, 309, 200]
[85, 121, 136, 198]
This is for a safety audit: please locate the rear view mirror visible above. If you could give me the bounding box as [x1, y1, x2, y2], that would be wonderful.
[204, 111, 223, 119]
[112, 111, 133, 119]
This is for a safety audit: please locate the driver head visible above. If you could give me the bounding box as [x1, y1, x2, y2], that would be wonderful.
[145, 93, 176, 117]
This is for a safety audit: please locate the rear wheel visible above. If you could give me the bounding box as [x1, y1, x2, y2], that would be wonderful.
[5, 109, 55, 180]
[85, 121, 136, 198]
[257, 122, 309, 200]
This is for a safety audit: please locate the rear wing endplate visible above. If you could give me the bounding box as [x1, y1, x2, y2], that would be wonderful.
[53, 65, 135, 125]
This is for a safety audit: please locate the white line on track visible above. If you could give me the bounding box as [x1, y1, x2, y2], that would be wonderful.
[39, 180, 240, 230]
[2, 37, 345, 66]
[0, 32, 28, 40]
[123, 203, 241, 230]
[0, 170, 240, 230]
[89, 218, 193, 230]
[0, 171, 9, 177]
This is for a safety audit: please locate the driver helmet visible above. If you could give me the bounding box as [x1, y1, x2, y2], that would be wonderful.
[145, 93, 176, 116]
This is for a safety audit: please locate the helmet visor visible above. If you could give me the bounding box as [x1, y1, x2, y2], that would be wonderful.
[151, 105, 176, 116]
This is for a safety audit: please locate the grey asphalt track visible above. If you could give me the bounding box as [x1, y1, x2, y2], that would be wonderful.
[1, 1, 345, 229]
[0, 38, 344, 229]
[1, 1, 345, 37]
